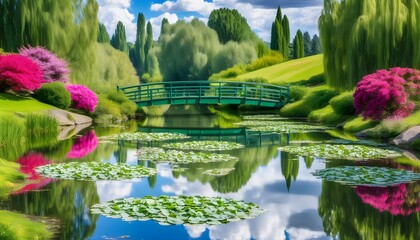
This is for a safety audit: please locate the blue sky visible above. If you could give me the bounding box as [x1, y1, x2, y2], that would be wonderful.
[97, 0, 323, 42]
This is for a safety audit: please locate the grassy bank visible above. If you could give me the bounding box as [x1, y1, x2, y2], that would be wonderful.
[237, 54, 324, 85]
[0, 210, 53, 240]
[0, 93, 55, 116]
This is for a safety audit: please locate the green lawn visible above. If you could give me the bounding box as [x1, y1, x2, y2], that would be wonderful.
[237, 54, 324, 84]
[0, 93, 55, 116]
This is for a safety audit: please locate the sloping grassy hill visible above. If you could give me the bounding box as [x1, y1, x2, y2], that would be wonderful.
[0, 93, 55, 116]
[237, 54, 323, 85]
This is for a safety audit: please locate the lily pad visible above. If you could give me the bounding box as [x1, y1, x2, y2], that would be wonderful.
[90, 196, 266, 225]
[242, 115, 290, 121]
[202, 168, 235, 176]
[36, 162, 156, 180]
[313, 166, 420, 186]
[162, 141, 244, 151]
[103, 132, 190, 141]
[279, 144, 400, 160]
[250, 124, 329, 133]
[235, 120, 296, 127]
[137, 147, 238, 163]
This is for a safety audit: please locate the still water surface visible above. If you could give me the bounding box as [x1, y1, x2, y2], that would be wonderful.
[2, 115, 419, 240]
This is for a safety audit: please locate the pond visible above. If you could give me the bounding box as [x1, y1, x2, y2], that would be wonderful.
[1, 114, 419, 240]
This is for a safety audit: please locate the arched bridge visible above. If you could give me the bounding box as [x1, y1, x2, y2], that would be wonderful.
[117, 81, 291, 108]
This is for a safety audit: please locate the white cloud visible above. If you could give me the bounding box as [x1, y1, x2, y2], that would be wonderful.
[97, 0, 137, 42]
[150, 0, 322, 43]
[151, 0, 216, 16]
[96, 181, 136, 202]
[149, 12, 179, 41]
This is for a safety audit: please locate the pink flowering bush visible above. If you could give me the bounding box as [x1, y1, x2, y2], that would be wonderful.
[66, 84, 98, 112]
[13, 153, 53, 194]
[67, 130, 98, 158]
[354, 68, 420, 120]
[355, 183, 420, 216]
[19, 46, 70, 83]
[0, 54, 43, 92]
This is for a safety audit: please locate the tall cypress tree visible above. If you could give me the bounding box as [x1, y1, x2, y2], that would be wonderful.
[160, 18, 169, 36]
[310, 34, 322, 55]
[110, 21, 128, 54]
[303, 31, 312, 56]
[134, 13, 146, 75]
[293, 30, 304, 59]
[281, 16, 290, 59]
[270, 21, 279, 50]
[144, 21, 153, 73]
[97, 23, 110, 43]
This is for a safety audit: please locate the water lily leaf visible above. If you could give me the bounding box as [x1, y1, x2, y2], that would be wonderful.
[162, 141, 244, 151]
[138, 147, 238, 163]
[202, 168, 235, 176]
[103, 132, 189, 142]
[279, 144, 401, 160]
[313, 166, 420, 186]
[91, 196, 266, 225]
[36, 162, 156, 180]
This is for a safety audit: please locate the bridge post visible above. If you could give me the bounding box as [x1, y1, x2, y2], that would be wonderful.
[116, 85, 120, 92]
[218, 82, 222, 102]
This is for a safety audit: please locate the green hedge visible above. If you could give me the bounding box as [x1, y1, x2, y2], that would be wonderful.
[33, 82, 71, 109]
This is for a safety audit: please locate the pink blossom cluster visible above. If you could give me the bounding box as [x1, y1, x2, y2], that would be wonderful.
[19, 46, 70, 83]
[355, 184, 420, 216]
[66, 84, 98, 112]
[67, 130, 99, 158]
[0, 54, 44, 92]
[14, 153, 54, 194]
[354, 68, 420, 120]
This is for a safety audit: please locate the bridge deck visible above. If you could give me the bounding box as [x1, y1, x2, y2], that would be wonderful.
[118, 81, 290, 108]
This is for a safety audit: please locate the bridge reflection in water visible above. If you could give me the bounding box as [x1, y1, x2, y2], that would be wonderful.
[117, 127, 289, 149]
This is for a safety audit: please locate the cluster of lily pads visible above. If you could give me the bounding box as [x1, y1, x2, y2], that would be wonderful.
[235, 120, 295, 127]
[137, 147, 238, 163]
[162, 141, 244, 151]
[90, 196, 266, 225]
[313, 166, 420, 186]
[250, 124, 328, 133]
[279, 144, 400, 160]
[103, 132, 190, 142]
[36, 162, 156, 180]
[203, 168, 235, 176]
[242, 115, 289, 121]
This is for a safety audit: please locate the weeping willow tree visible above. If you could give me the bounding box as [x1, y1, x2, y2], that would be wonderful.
[319, 0, 420, 90]
[0, 0, 138, 91]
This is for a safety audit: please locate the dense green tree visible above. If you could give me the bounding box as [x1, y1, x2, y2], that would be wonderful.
[303, 31, 311, 56]
[160, 18, 170, 36]
[311, 34, 322, 55]
[134, 13, 146, 75]
[293, 29, 304, 59]
[270, 6, 290, 59]
[319, 0, 420, 90]
[281, 16, 290, 59]
[144, 21, 153, 73]
[97, 23, 110, 43]
[110, 21, 128, 54]
[208, 8, 253, 44]
[158, 19, 257, 81]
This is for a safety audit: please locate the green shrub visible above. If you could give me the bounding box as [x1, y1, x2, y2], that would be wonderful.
[209, 65, 245, 80]
[297, 74, 325, 86]
[106, 91, 128, 104]
[290, 86, 309, 101]
[329, 91, 355, 115]
[343, 117, 378, 133]
[362, 119, 407, 138]
[93, 96, 122, 123]
[308, 105, 349, 125]
[244, 77, 268, 84]
[33, 82, 71, 109]
[280, 88, 338, 117]
[244, 51, 283, 72]
[121, 101, 138, 119]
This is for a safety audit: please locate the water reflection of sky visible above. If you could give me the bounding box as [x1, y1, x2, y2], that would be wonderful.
[92, 150, 328, 240]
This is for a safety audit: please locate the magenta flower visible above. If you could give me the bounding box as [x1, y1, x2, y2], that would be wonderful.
[354, 68, 420, 120]
[67, 130, 99, 158]
[0, 54, 44, 92]
[13, 153, 54, 194]
[356, 184, 420, 216]
[66, 84, 98, 112]
[19, 46, 70, 83]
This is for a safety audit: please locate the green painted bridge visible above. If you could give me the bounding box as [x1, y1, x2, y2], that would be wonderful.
[117, 81, 291, 108]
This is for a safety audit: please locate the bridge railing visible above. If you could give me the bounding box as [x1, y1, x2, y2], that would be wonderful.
[117, 81, 290, 106]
